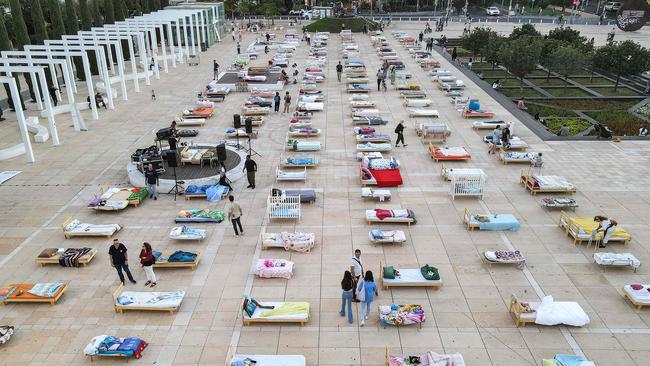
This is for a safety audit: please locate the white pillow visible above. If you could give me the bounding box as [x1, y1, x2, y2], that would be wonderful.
[485, 251, 497, 261]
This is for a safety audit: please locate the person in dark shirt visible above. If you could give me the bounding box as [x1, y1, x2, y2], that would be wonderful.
[109, 238, 136, 285]
[336, 61, 343, 82]
[145, 164, 159, 200]
[243, 155, 257, 189]
[394, 120, 407, 147]
[274, 92, 281, 112]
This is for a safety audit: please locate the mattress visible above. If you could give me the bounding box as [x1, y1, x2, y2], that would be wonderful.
[443, 168, 485, 179]
[357, 143, 392, 152]
[366, 209, 414, 221]
[255, 259, 294, 279]
[533, 175, 575, 190]
[277, 170, 306, 180]
[64, 221, 120, 235]
[383, 269, 442, 285]
[230, 355, 306, 366]
[370, 169, 403, 187]
[369, 230, 405, 242]
[470, 214, 520, 231]
[169, 226, 206, 240]
[434, 146, 469, 157]
[284, 190, 316, 203]
[409, 109, 439, 117]
[248, 302, 309, 320]
[503, 152, 537, 161]
[623, 284, 650, 304]
[115, 290, 185, 309]
[593, 252, 640, 268]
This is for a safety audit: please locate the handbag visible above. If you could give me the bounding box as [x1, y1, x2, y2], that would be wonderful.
[356, 280, 366, 302]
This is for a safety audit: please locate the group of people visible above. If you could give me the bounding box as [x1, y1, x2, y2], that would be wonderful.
[340, 249, 378, 326]
[487, 124, 512, 154]
[109, 239, 157, 288]
[375, 60, 396, 92]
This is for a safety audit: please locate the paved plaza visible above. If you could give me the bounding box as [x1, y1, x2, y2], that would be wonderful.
[1, 21, 650, 365]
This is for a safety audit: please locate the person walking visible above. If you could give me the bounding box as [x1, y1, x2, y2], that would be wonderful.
[48, 85, 59, 106]
[151, 89, 156, 101]
[227, 195, 244, 236]
[109, 238, 136, 285]
[394, 120, 407, 147]
[376, 69, 384, 92]
[283, 91, 292, 113]
[238, 32, 242, 42]
[350, 249, 363, 302]
[336, 61, 343, 82]
[274, 92, 281, 112]
[418, 31, 424, 43]
[144, 164, 159, 200]
[389, 66, 396, 86]
[237, 42, 241, 55]
[139, 242, 156, 287]
[358, 270, 378, 326]
[340, 270, 355, 324]
[243, 155, 257, 189]
[213, 61, 220, 80]
[488, 125, 501, 154]
[451, 47, 458, 62]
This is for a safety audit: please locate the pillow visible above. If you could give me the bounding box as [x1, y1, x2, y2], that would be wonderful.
[630, 284, 644, 291]
[383, 266, 395, 279]
[38, 248, 59, 258]
[485, 251, 498, 262]
[371, 229, 382, 239]
[243, 298, 257, 318]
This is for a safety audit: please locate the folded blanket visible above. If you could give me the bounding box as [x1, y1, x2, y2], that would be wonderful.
[28, 283, 63, 298]
[260, 302, 309, 317]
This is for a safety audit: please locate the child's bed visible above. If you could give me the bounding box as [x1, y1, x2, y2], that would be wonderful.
[241, 297, 310, 326]
[289, 128, 321, 137]
[399, 90, 427, 98]
[462, 109, 495, 118]
[380, 264, 442, 289]
[254, 259, 294, 279]
[175, 209, 225, 223]
[184, 184, 229, 201]
[153, 250, 201, 270]
[352, 108, 381, 118]
[61, 218, 121, 239]
[521, 173, 576, 195]
[297, 102, 324, 111]
[509, 294, 589, 327]
[540, 197, 578, 211]
[471, 120, 508, 129]
[484, 135, 529, 150]
[361, 167, 403, 187]
[429, 145, 471, 161]
[403, 99, 432, 107]
[175, 118, 206, 126]
[88, 187, 148, 210]
[280, 156, 320, 168]
[169, 226, 206, 240]
[397, 83, 421, 91]
[35, 248, 97, 267]
[349, 100, 376, 108]
[352, 116, 389, 125]
[242, 106, 271, 115]
[276, 167, 307, 181]
[356, 133, 391, 143]
[267, 195, 301, 221]
[463, 209, 520, 231]
[346, 77, 370, 84]
[379, 304, 425, 328]
[113, 284, 185, 314]
[593, 252, 640, 272]
[559, 211, 631, 245]
[286, 139, 322, 152]
[408, 109, 439, 118]
[542, 354, 595, 366]
[357, 142, 392, 152]
[260, 230, 316, 252]
[0, 283, 67, 305]
[362, 187, 391, 202]
[293, 111, 313, 119]
[84, 335, 148, 361]
[225, 348, 306, 366]
[440, 165, 485, 181]
[369, 229, 405, 244]
[366, 209, 416, 225]
[347, 84, 370, 93]
[499, 151, 538, 164]
[385, 348, 465, 366]
[183, 107, 214, 118]
[482, 250, 526, 269]
[622, 284, 650, 309]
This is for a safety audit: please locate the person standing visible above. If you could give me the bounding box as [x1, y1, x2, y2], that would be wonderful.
[243, 155, 257, 189]
[389, 66, 396, 86]
[48, 85, 59, 106]
[227, 195, 244, 236]
[265, 33, 270, 42]
[109, 239, 136, 285]
[336, 61, 343, 82]
[283, 91, 292, 113]
[213, 61, 220, 80]
[151, 89, 156, 101]
[451, 47, 458, 62]
[359, 270, 378, 326]
[145, 164, 159, 200]
[237, 42, 241, 55]
[350, 249, 363, 302]
[489, 125, 501, 154]
[376, 69, 383, 91]
[238, 32, 242, 43]
[340, 270, 355, 324]
[274, 92, 281, 112]
[394, 120, 407, 147]
[139, 242, 156, 287]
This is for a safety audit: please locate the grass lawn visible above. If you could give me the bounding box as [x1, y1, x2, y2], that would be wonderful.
[589, 87, 643, 97]
[484, 78, 521, 87]
[544, 99, 642, 111]
[526, 69, 553, 77]
[585, 110, 649, 135]
[305, 18, 376, 33]
[544, 118, 593, 136]
[570, 77, 615, 86]
[527, 103, 578, 118]
[500, 87, 545, 98]
[528, 78, 572, 87]
[480, 69, 510, 78]
[544, 87, 594, 97]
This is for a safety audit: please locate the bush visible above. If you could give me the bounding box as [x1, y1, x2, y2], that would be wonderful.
[527, 103, 577, 117]
[636, 103, 650, 118]
[544, 118, 592, 135]
[543, 99, 641, 110]
[585, 110, 649, 135]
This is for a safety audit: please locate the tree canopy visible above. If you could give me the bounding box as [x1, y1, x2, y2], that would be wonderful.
[500, 35, 542, 88]
[461, 26, 497, 60]
[48, 0, 67, 38]
[592, 40, 650, 90]
[31, 0, 49, 44]
[510, 23, 541, 39]
[550, 45, 588, 87]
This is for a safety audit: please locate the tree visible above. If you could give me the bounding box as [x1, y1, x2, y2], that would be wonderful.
[48, 0, 66, 38]
[80, 0, 93, 30]
[550, 45, 588, 88]
[64, 0, 86, 81]
[500, 36, 542, 90]
[92, 0, 104, 26]
[142, 0, 151, 13]
[510, 23, 541, 39]
[461, 26, 496, 61]
[114, 0, 126, 21]
[592, 41, 650, 91]
[9, 0, 36, 100]
[119, 0, 128, 18]
[546, 26, 592, 52]
[483, 33, 505, 70]
[0, 12, 20, 110]
[538, 38, 562, 81]
[104, 0, 116, 24]
[153, 0, 161, 10]
[31, 0, 49, 44]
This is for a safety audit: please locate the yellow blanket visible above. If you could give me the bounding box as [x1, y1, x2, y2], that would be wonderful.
[260, 302, 309, 317]
[571, 218, 630, 239]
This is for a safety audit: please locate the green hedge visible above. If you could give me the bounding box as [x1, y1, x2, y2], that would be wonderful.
[305, 18, 377, 33]
[545, 118, 592, 135]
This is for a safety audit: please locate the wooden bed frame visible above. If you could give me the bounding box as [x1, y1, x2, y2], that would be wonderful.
[241, 301, 309, 326]
[558, 211, 631, 246]
[480, 251, 526, 268]
[462, 110, 495, 119]
[1, 284, 68, 305]
[520, 171, 577, 195]
[241, 107, 271, 116]
[184, 187, 229, 201]
[153, 251, 201, 270]
[61, 217, 121, 239]
[35, 248, 97, 267]
[462, 208, 480, 230]
[94, 185, 146, 207]
[509, 294, 538, 327]
[367, 213, 414, 226]
[289, 129, 320, 138]
[379, 262, 442, 290]
[280, 155, 320, 168]
[622, 287, 650, 310]
[499, 150, 533, 165]
[429, 144, 471, 161]
[112, 284, 181, 314]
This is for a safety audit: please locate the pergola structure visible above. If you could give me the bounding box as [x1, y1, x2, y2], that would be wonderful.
[0, 2, 224, 163]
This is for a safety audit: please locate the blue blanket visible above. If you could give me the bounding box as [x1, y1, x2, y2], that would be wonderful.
[27, 283, 63, 297]
[206, 185, 229, 202]
[554, 355, 585, 366]
[286, 157, 319, 165]
[471, 214, 519, 231]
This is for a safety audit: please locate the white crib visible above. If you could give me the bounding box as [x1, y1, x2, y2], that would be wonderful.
[267, 195, 301, 222]
[449, 172, 486, 200]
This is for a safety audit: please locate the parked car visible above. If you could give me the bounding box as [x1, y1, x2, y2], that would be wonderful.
[486, 6, 501, 16]
[288, 9, 302, 15]
[301, 10, 313, 19]
[604, 2, 622, 11]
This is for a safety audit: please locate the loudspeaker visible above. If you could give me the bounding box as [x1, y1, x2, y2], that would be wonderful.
[164, 150, 179, 168]
[233, 114, 241, 128]
[216, 143, 227, 161]
[245, 117, 253, 134]
[156, 127, 173, 141]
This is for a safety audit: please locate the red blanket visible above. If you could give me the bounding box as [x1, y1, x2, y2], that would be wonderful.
[374, 209, 393, 220]
[371, 169, 403, 187]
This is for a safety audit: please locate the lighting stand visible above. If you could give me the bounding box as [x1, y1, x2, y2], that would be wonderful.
[167, 165, 185, 201]
[247, 136, 261, 157]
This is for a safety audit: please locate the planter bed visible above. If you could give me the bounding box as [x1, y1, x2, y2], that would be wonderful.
[544, 87, 594, 98]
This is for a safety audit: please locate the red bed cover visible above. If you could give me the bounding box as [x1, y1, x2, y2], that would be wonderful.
[371, 169, 403, 187]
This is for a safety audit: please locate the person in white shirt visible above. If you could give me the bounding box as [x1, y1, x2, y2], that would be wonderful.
[594, 216, 618, 248]
[349, 249, 363, 302]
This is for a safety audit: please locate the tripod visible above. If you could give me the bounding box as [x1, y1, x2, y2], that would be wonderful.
[247, 136, 261, 157]
[167, 165, 185, 201]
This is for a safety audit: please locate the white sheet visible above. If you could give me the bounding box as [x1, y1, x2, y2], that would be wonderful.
[297, 102, 324, 111]
[404, 99, 432, 107]
[277, 170, 306, 180]
[442, 168, 485, 179]
[534, 295, 590, 327]
[366, 210, 412, 221]
[436, 147, 469, 156]
[116, 290, 185, 309]
[383, 268, 441, 285]
[533, 175, 574, 190]
[409, 109, 439, 117]
[623, 285, 650, 304]
[369, 230, 406, 243]
[231, 355, 306, 366]
[65, 220, 120, 235]
[249, 302, 309, 320]
[0, 171, 21, 185]
[594, 252, 640, 268]
[361, 188, 391, 199]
